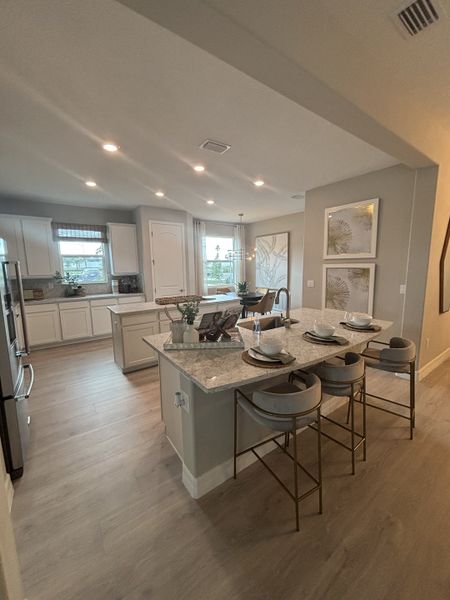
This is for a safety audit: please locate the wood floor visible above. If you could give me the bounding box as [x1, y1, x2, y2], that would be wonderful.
[11, 339, 450, 600]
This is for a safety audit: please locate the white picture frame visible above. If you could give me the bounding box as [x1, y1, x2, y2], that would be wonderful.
[323, 198, 379, 259]
[322, 263, 376, 315]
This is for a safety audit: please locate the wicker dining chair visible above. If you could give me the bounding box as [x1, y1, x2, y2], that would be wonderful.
[247, 290, 276, 315]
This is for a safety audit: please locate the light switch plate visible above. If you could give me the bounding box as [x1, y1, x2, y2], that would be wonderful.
[400, 284, 406, 295]
[307, 280, 315, 288]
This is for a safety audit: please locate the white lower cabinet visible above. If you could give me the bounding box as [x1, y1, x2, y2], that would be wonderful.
[26, 304, 61, 346]
[91, 299, 118, 336]
[122, 322, 159, 370]
[59, 301, 92, 340]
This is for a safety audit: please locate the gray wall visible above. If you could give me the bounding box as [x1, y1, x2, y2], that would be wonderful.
[134, 206, 195, 300]
[0, 195, 134, 225]
[246, 212, 304, 308]
[302, 164, 435, 354]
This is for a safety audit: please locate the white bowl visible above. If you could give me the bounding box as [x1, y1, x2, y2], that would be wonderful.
[313, 322, 335, 338]
[351, 314, 372, 327]
[259, 337, 283, 356]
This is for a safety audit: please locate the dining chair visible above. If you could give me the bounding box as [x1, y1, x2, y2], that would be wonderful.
[307, 353, 366, 475]
[361, 337, 416, 439]
[247, 290, 276, 316]
[234, 371, 322, 531]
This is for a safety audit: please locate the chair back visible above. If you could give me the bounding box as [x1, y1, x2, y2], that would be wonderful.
[253, 372, 321, 417]
[380, 337, 416, 364]
[314, 352, 364, 384]
[251, 290, 276, 314]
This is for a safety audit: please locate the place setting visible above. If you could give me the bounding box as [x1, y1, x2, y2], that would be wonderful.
[242, 335, 296, 368]
[340, 312, 381, 333]
[303, 320, 350, 346]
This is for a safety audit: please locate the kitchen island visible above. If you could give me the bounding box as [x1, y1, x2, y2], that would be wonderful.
[109, 293, 242, 372]
[143, 308, 392, 498]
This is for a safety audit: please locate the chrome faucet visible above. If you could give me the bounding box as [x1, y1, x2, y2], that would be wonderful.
[275, 287, 291, 324]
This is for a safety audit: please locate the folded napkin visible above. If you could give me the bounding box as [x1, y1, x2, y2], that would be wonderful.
[252, 347, 296, 364]
[304, 331, 349, 346]
[339, 321, 381, 332]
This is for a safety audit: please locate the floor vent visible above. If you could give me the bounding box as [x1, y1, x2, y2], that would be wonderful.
[394, 0, 441, 36]
[199, 139, 231, 154]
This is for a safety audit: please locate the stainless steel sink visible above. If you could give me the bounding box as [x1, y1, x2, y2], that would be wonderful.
[238, 316, 299, 331]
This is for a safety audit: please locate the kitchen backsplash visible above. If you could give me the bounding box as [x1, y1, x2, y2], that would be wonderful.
[23, 275, 141, 299]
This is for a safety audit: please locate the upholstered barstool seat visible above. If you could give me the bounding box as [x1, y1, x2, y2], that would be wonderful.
[307, 352, 366, 475]
[362, 337, 416, 439]
[234, 372, 322, 531]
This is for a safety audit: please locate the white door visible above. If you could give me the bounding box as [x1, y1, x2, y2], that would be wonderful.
[149, 222, 186, 297]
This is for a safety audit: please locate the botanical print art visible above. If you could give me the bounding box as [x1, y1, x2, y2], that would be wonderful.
[323, 264, 375, 315]
[256, 232, 288, 289]
[324, 198, 379, 259]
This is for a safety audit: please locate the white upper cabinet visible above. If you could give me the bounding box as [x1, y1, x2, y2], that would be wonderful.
[21, 218, 55, 277]
[0, 215, 55, 277]
[107, 223, 139, 275]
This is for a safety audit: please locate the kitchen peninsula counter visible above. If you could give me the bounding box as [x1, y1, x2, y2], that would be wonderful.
[143, 308, 392, 498]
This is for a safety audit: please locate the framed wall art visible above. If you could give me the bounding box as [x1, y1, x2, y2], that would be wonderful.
[322, 263, 375, 315]
[324, 198, 379, 259]
[255, 232, 289, 289]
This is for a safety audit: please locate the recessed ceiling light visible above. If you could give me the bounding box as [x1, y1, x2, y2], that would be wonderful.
[193, 165, 205, 172]
[102, 142, 119, 153]
[206, 199, 215, 205]
[85, 180, 97, 188]
[155, 191, 164, 198]
[253, 180, 265, 187]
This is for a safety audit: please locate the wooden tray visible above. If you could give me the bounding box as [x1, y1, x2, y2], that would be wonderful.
[241, 350, 288, 369]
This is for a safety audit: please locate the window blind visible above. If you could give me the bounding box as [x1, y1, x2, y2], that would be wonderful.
[52, 223, 107, 243]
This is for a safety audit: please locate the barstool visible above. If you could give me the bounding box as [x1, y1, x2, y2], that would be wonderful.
[308, 352, 366, 475]
[361, 337, 416, 439]
[233, 372, 322, 531]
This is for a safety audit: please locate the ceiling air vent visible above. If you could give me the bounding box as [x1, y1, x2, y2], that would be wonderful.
[394, 0, 442, 36]
[199, 139, 231, 154]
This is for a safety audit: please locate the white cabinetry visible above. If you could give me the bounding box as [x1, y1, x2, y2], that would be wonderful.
[59, 301, 92, 340]
[0, 215, 55, 277]
[26, 304, 61, 346]
[108, 223, 139, 275]
[91, 298, 118, 336]
[117, 295, 145, 305]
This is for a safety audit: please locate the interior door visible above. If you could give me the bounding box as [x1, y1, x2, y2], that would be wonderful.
[150, 222, 186, 297]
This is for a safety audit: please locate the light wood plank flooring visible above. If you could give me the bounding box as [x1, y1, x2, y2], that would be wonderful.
[11, 339, 450, 600]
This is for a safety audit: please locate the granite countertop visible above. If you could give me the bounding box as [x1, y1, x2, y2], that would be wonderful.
[23, 292, 144, 305]
[108, 293, 241, 315]
[143, 308, 392, 393]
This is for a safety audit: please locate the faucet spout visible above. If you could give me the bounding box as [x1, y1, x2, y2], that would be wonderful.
[275, 287, 291, 321]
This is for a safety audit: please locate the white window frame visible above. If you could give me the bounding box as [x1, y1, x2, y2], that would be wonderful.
[57, 240, 109, 285]
[205, 235, 235, 288]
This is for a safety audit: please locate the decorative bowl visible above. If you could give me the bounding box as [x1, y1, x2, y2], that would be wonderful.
[259, 337, 283, 356]
[351, 314, 372, 327]
[313, 322, 335, 338]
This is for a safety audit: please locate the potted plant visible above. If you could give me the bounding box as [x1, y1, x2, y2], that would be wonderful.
[177, 300, 200, 343]
[236, 281, 249, 296]
[55, 271, 86, 297]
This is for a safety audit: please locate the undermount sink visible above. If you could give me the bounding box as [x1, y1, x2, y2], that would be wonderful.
[238, 316, 299, 331]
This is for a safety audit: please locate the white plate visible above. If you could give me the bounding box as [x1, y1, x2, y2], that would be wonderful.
[249, 348, 282, 363]
[346, 321, 371, 329]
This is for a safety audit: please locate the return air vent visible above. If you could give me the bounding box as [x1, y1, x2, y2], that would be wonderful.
[199, 139, 231, 154]
[394, 0, 442, 36]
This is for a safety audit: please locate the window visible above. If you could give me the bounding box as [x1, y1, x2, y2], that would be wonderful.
[58, 240, 107, 284]
[205, 236, 235, 286]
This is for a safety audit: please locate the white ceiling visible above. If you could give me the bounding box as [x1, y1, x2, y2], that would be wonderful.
[0, 0, 399, 223]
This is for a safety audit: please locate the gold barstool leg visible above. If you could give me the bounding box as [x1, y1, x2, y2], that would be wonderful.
[410, 360, 416, 440]
[350, 383, 355, 475]
[233, 392, 238, 479]
[362, 375, 367, 461]
[292, 418, 300, 531]
[317, 407, 323, 514]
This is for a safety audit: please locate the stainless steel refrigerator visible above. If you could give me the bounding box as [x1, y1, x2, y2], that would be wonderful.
[0, 237, 33, 479]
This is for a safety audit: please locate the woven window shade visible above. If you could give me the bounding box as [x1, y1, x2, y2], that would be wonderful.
[52, 223, 107, 243]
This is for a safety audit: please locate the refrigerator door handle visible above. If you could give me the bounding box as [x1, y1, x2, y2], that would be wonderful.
[6, 260, 30, 355]
[15, 363, 34, 401]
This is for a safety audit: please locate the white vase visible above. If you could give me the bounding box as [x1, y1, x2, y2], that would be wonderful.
[170, 320, 185, 343]
[183, 324, 199, 343]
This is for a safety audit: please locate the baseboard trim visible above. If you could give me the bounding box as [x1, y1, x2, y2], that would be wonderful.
[4, 474, 14, 512]
[181, 395, 346, 499]
[418, 347, 450, 381]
